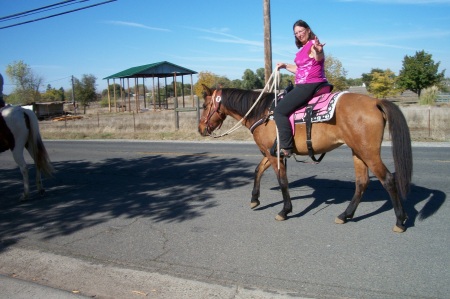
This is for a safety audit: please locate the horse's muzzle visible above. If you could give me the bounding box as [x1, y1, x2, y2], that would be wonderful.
[198, 126, 209, 137]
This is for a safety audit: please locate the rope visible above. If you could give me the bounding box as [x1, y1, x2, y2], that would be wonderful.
[210, 69, 281, 138]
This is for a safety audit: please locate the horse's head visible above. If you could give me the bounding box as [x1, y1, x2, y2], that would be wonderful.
[198, 84, 227, 136]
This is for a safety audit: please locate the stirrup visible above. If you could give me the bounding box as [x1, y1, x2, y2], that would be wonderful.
[270, 146, 292, 158]
[278, 148, 292, 158]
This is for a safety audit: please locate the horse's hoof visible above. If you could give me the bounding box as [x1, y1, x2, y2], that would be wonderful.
[250, 201, 260, 209]
[335, 217, 345, 224]
[393, 225, 406, 233]
[275, 214, 286, 221]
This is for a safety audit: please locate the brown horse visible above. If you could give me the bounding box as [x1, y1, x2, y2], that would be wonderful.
[198, 85, 412, 232]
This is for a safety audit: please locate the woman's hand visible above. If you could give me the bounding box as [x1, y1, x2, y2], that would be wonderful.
[313, 36, 325, 54]
[276, 62, 287, 70]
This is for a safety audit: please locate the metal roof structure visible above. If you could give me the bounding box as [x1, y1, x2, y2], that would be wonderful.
[103, 61, 197, 79]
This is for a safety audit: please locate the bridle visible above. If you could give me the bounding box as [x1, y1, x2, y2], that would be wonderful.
[202, 89, 226, 134]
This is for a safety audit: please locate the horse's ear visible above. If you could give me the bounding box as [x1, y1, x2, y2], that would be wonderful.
[202, 84, 213, 96]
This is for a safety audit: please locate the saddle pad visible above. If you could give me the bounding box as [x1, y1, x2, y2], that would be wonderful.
[289, 91, 347, 132]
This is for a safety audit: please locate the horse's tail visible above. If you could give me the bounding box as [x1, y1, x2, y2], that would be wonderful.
[23, 109, 54, 177]
[377, 100, 412, 199]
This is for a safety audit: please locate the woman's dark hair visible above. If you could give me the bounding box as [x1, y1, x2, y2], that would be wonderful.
[293, 20, 316, 49]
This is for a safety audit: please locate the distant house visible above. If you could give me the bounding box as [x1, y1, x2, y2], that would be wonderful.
[23, 102, 65, 119]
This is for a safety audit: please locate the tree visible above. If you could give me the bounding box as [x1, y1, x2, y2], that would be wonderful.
[73, 74, 97, 113]
[346, 78, 363, 87]
[102, 83, 125, 97]
[231, 79, 242, 89]
[397, 50, 445, 97]
[42, 84, 65, 102]
[194, 71, 235, 98]
[324, 54, 348, 91]
[195, 71, 219, 98]
[5, 60, 44, 104]
[256, 68, 266, 85]
[369, 69, 399, 99]
[361, 68, 384, 93]
[241, 69, 263, 90]
[279, 73, 295, 90]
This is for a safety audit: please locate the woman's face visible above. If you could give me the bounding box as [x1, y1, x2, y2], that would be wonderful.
[294, 26, 310, 45]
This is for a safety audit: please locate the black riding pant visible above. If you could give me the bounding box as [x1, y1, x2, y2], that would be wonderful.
[273, 82, 323, 150]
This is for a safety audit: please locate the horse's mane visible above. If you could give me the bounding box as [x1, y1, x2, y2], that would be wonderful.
[220, 88, 274, 122]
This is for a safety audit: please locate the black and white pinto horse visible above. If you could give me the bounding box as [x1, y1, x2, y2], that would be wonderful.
[0, 105, 54, 201]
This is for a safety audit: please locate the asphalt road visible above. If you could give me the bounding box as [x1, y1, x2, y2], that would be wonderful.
[0, 140, 449, 299]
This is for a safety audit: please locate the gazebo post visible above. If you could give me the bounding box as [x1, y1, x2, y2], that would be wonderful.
[173, 72, 179, 130]
[181, 75, 185, 108]
[190, 74, 194, 107]
[164, 77, 168, 110]
[120, 78, 124, 112]
[127, 78, 131, 112]
[142, 77, 146, 109]
[113, 78, 117, 112]
[173, 72, 177, 108]
[157, 78, 161, 110]
[107, 79, 111, 113]
[134, 78, 139, 113]
[152, 76, 156, 111]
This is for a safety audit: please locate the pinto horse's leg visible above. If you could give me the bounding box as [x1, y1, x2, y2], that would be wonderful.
[250, 156, 271, 209]
[336, 152, 369, 224]
[12, 147, 30, 201]
[34, 163, 44, 196]
[268, 157, 292, 221]
[25, 144, 45, 196]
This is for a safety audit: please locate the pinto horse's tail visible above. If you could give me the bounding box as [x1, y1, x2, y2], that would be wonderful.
[23, 109, 54, 177]
[378, 100, 412, 200]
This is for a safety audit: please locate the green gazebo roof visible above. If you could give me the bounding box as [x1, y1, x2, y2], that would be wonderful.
[103, 61, 197, 79]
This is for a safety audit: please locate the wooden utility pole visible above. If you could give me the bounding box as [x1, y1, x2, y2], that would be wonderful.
[263, 0, 272, 84]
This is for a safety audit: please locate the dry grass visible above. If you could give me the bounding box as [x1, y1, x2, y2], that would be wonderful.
[40, 100, 253, 142]
[39, 98, 450, 142]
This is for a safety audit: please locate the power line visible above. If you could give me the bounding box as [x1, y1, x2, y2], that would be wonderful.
[44, 76, 73, 85]
[0, 0, 86, 23]
[0, 0, 117, 30]
[0, 0, 79, 21]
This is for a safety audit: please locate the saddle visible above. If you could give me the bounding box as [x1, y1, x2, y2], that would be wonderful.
[270, 82, 347, 162]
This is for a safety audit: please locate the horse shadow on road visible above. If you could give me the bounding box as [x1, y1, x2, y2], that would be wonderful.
[0, 153, 253, 251]
[254, 175, 446, 229]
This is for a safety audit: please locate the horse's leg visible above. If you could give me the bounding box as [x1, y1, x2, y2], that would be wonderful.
[12, 148, 29, 201]
[269, 158, 292, 221]
[368, 161, 407, 232]
[35, 165, 45, 196]
[346, 149, 407, 232]
[251, 156, 271, 209]
[335, 152, 369, 224]
[25, 144, 45, 196]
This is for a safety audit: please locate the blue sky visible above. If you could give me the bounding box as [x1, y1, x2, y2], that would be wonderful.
[1, 0, 450, 94]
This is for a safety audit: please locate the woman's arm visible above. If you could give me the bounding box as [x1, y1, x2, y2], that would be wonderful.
[276, 62, 297, 74]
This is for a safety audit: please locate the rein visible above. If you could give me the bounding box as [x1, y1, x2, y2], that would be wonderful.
[207, 70, 281, 138]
